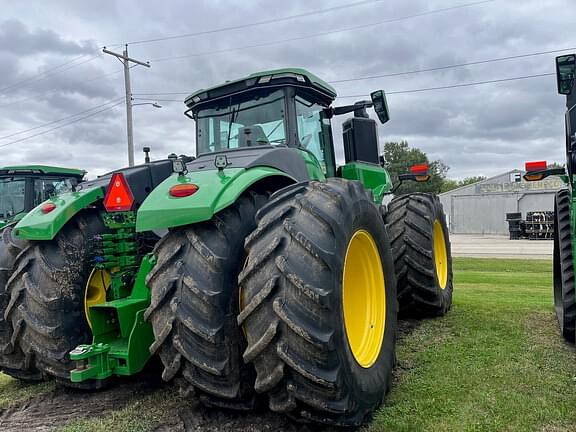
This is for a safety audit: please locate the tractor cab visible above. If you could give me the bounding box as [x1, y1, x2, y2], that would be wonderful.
[185, 68, 389, 179]
[0, 165, 85, 226]
[556, 54, 576, 180]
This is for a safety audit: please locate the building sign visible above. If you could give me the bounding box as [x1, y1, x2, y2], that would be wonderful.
[477, 176, 564, 194]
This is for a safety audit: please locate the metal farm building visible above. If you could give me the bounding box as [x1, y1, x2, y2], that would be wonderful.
[438, 170, 564, 235]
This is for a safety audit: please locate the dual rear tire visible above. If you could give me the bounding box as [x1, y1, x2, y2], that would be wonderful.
[386, 193, 453, 316]
[147, 179, 398, 426]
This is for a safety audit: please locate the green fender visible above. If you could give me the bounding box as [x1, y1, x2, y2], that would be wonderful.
[136, 167, 295, 232]
[13, 186, 104, 241]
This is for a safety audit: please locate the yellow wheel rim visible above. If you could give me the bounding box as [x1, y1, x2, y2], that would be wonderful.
[342, 229, 386, 368]
[433, 220, 448, 289]
[84, 268, 110, 328]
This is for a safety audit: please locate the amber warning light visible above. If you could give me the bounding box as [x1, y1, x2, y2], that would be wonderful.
[103, 173, 134, 212]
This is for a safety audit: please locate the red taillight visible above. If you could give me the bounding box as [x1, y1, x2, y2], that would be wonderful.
[525, 160, 547, 172]
[103, 173, 134, 212]
[169, 184, 199, 198]
[410, 163, 429, 175]
[41, 202, 56, 214]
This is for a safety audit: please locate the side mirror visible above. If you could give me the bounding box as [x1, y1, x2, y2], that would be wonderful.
[523, 160, 565, 182]
[398, 164, 431, 183]
[556, 54, 576, 95]
[370, 90, 390, 124]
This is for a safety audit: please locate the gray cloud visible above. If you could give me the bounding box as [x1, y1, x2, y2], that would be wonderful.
[0, 0, 574, 179]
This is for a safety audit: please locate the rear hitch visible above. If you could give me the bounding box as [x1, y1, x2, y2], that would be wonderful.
[70, 343, 115, 382]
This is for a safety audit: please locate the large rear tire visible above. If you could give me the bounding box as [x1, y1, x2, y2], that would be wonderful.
[0, 225, 43, 381]
[553, 189, 576, 342]
[4, 212, 107, 387]
[239, 179, 397, 426]
[385, 193, 453, 316]
[145, 191, 267, 409]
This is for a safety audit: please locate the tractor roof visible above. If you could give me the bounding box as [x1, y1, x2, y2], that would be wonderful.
[0, 165, 86, 178]
[185, 68, 337, 109]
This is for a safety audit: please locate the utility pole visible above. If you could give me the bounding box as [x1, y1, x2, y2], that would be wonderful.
[103, 45, 150, 167]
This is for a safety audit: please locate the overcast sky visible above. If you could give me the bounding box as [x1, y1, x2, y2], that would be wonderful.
[0, 0, 573, 179]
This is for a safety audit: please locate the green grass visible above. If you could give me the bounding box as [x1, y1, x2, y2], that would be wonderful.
[368, 258, 576, 432]
[0, 373, 54, 409]
[2, 258, 574, 431]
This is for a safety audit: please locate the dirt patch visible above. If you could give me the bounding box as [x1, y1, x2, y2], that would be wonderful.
[154, 400, 335, 432]
[0, 376, 164, 432]
[397, 318, 421, 340]
[0, 319, 422, 431]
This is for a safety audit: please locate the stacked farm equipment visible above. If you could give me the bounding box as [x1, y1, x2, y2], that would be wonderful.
[524, 54, 576, 342]
[7, 69, 453, 426]
[506, 211, 555, 240]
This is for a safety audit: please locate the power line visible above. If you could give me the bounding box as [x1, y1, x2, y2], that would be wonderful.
[0, 101, 124, 149]
[134, 45, 571, 97]
[0, 98, 123, 141]
[125, 0, 398, 46]
[134, 72, 556, 103]
[149, 0, 496, 63]
[338, 72, 555, 98]
[330, 47, 576, 83]
[0, 52, 103, 96]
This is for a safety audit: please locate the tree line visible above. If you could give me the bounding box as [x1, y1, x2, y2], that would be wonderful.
[381, 140, 486, 195]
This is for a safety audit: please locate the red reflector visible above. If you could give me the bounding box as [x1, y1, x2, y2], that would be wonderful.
[410, 164, 429, 175]
[525, 160, 547, 172]
[169, 184, 199, 198]
[103, 173, 134, 212]
[41, 202, 56, 214]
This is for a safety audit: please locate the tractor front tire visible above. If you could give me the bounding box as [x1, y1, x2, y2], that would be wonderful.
[145, 191, 267, 409]
[239, 179, 397, 426]
[386, 193, 453, 316]
[0, 225, 43, 381]
[4, 211, 107, 387]
[553, 189, 576, 342]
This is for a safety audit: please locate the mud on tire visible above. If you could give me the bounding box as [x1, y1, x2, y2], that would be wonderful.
[4, 211, 107, 387]
[553, 189, 576, 342]
[145, 191, 267, 409]
[0, 225, 43, 381]
[386, 193, 453, 316]
[239, 179, 397, 426]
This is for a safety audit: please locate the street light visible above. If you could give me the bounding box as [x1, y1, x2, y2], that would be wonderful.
[130, 101, 162, 164]
[132, 102, 162, 108]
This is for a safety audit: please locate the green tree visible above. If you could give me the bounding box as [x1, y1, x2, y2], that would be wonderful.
[382, 140, 448, 194]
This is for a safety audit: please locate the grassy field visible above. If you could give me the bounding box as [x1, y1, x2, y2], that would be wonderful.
[1, 258, 575, 431]
[368, 258, 576, 432]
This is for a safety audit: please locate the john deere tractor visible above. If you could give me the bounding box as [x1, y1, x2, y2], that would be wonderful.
[12, 69, 453, 425]
[1, 160, 173, 385]
[525, 54, 576, 343]
[0, 165, 85, 379]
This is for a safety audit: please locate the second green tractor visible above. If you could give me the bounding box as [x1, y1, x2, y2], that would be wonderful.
[10, 69, 453, 426]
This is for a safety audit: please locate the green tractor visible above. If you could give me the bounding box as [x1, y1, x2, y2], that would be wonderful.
[1, 160, 173, 385]
[12, 69, 453, 425]
[524, 54, 576, 343]
[0, 165, 85, 229]
[0, 165, 85, 379]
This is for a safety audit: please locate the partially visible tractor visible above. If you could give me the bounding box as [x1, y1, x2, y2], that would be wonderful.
[0, 165, 85, 379]
[0, 165, 85, 228]
[12, 69, 453, 426]
[1, 159, 173, 385]
[524, 54, 576, 342]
